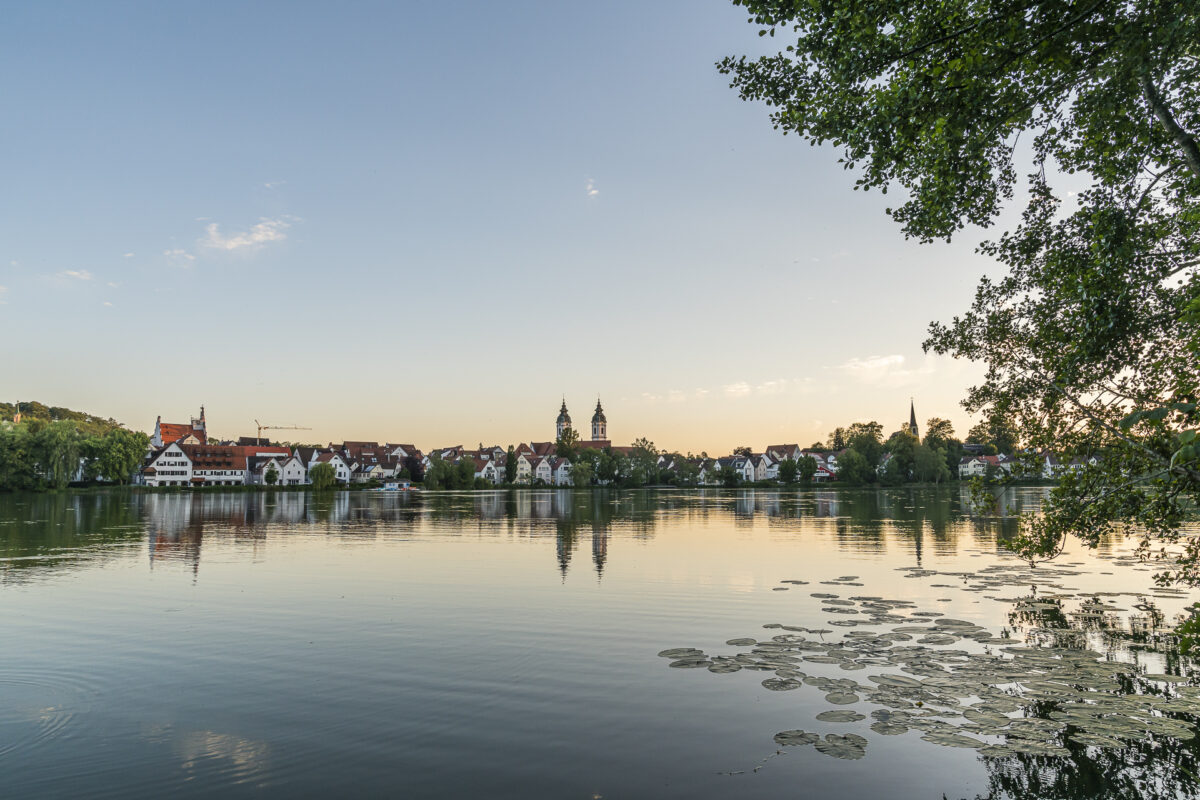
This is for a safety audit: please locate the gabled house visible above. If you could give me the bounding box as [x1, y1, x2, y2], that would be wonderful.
[1039, 452, 1096, 479]
[766, 444, 802, 462]
[473, 458, 501, 484]
[143, 441, 193, 487]
[553, 457, 572, 486]
[515, 452, 535, 484]
[717, 456, 755, 484]
[308, 452, 351, 484]
[250, 455, 307, 486]
[351, 462, 383, 483]
[753, 453, 775, 481]
[534, 457, 554, 485]
[958, 454, 1015, 479]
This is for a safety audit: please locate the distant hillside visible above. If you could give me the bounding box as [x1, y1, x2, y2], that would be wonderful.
[0, 402, 130, 437]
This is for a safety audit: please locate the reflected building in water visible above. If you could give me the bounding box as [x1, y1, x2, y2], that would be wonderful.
[124, 486, 1052, 583]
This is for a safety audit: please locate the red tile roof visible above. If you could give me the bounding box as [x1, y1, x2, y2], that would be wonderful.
[159, 422, 205, 445]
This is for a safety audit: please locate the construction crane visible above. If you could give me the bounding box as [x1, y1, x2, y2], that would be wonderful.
[254, 420, 312, 441]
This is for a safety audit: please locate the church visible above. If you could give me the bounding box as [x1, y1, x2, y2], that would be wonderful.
[556, 398, 611, 450]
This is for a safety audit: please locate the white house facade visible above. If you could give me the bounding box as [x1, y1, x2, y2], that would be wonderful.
[144, 442, 192, 487]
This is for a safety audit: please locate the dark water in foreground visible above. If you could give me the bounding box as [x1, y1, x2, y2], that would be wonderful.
[1, 487, 1197, 799]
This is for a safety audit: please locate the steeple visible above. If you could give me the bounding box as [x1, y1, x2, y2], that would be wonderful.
[556, 398, 572, 439]
[909, 398, 919, 439]
[591, 397, 607, 441]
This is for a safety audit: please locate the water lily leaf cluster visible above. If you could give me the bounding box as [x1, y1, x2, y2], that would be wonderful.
[658, 570, 1200, 763]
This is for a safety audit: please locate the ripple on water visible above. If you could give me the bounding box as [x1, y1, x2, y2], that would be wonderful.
[0, 667, 100, 759]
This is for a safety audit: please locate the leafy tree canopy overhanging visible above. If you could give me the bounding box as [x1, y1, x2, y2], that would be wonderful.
[720, 0, 1200, 581]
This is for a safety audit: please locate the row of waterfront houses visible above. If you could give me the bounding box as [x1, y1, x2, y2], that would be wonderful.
[955, 452, 1098, 480]
[140, 406, 848, 488]
[139, 405, 1095, 488]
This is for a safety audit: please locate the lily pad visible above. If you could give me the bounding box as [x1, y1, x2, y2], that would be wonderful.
[825, 691, 860, 705]
[667, 657, 710, 671]
[814, 733, 868, 760]
[921, 730, 985, 748]
[774, 729, 819, 746]
[669, 658, 712, 668]
[708, 662, 742, 674]
[658, 648, 703, 659]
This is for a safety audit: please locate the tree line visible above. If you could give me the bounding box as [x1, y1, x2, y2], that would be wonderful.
[0, 419, 149, 491]
[818, 415, 1021, 486]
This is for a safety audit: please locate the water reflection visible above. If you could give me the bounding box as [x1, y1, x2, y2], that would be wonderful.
[966, 670, 1200, 800]
[1, 487, 1043, 586]
[975, 729, 1200, 800]
[5, 485, 1199, 800]
[0, 492, 145, 584]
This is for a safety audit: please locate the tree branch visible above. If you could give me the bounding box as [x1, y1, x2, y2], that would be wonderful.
[1142, 76, 1200, 179]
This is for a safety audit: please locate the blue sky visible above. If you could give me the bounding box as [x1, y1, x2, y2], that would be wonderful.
[2, 1, 995, 451]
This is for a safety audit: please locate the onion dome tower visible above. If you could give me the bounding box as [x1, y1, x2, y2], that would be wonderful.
[556, 398, 572, 439]
[591, 398, 607, 441]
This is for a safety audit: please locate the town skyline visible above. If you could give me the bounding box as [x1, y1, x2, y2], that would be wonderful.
[124, 393, 966, 457]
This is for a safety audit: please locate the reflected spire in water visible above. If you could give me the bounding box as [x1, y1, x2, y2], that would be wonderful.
[556, 522, 577, 581]
[592, 529, 608, 578]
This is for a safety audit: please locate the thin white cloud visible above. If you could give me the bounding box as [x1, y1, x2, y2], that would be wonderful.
[649, 380, 812, 403]
[102, 301, 113, 307]
[61, 269, 93, 281]
[835, 353, 960, 388]
[106, 281, 120, 288]
[839, 354, 905, 380]
[264, 180, 287, 189]
[201, 217, 290, 251]
[0, 285, 7, 304]
[585, 178, 599, 198]
[123, 252, 135, 258]
[755, 379, 788, 396]
[164, 248, 195, 264]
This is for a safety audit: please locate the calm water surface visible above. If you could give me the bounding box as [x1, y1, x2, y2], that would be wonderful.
[1, 488, 1197, 799]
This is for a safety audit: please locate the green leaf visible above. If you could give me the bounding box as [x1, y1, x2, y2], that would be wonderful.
[1118, 410, 1144, 429]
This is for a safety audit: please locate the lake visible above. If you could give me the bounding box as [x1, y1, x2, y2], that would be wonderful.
[2, 487, 1197, 799]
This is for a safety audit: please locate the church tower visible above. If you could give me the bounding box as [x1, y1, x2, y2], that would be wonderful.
[909, 399, 919, 440]
[591, 398, 607, 441]
[556, 398, 572, 439]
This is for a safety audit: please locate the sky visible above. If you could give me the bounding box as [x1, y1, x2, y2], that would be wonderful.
[1, 0, 1002, 453]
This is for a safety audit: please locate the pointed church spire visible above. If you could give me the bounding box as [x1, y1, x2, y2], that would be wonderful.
[909, 398, 919, 439]
[556, 397, 572, 439]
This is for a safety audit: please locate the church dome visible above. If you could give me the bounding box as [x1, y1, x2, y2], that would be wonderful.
[557, 399, 571, 425]
[591, 399, 606, 424]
